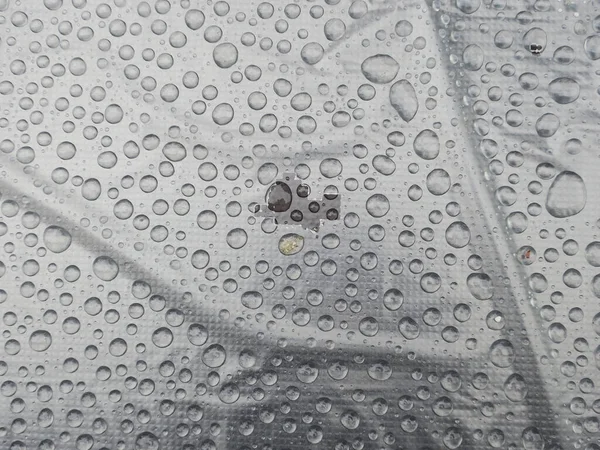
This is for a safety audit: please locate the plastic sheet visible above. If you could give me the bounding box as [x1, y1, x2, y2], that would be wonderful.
[0, 0, 599, 449]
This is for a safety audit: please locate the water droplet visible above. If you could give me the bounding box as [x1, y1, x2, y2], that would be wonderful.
[535, 113, 560, 137]
[548, 77, 580, 104]
[456, 0, 480, 13]
[324, 18, 346, 41]
[300, 42, 324, 65]
[445, 222, 471, 248]
[389, 79, 418, 122]
[188, 323, 209, 346]
[584, 35, 600, 60]
[489, 339, 515, 367]
[413, 129, 440, 160]
[92, 256, 119, 281]
[466, 272, 494, 300]
[203, 344, 227, 368]
[426, 169, 451, 195]
[29, 330, 52, 352]
[43, 226, 72, 253]
[366, 194, 390, 217]
[226, 228, 248, 249]
[505, 373, 529, 402]
[213, 42, 238, 68]
[278, 233, 304, 255]
[241, 291, 263, 309]
[546, 171, 586, 218]
[462, 44, 484, 71]
[361, 54, 399, 84]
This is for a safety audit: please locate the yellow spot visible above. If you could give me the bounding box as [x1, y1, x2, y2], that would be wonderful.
[279, 234, 304, 256]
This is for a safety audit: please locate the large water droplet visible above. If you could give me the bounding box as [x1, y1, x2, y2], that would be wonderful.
[445, 222, 471, 248]
[535, 113, 560, 137]
[241, 291, 263, 309]
[489, 339, 515, 367]
[162, 141, 187, 161]
[300, 42, 324, 65]
[523, 27, 547, 54]
[266, 182, 292, 212]
[29, 330, 52, 352]
[505, 373, 528, 402]
[43, 225, 72, 253]
[361, 54, 399, 84]
[462, 44, 484, 71]
[584, 35, 600, 60]
[92, 256, 119, 281]
[213, 42, 238, 68]
[546, 171, 586, 218]
[203, 344, 227, 368]
[413, 129, 440, 160]
[226, 228, 248, 249]
[521, 427, 544, 450]
[389, 79, 418, 122]
[456, 0, 480, 14]
[548, 77, 580, 104]
[188, 323, 209, 346]
[366, 194, 390, 217]
[279, 233, 304, 255]
[136, 432, 159, 450]
[467, 272, 494, 300]
[585, 242, 600, 267]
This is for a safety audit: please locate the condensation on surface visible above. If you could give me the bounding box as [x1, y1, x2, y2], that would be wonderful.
[0, 0, 599, 449]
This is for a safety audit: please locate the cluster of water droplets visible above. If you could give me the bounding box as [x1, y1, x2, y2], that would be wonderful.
[0, 0, 599, 449]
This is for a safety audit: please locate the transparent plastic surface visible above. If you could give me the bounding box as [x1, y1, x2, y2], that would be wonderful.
[0, 0, 599, 449]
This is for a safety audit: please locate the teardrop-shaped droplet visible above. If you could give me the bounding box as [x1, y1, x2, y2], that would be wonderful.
[546, 171, 586, 218]
[389, 79, 418, 123]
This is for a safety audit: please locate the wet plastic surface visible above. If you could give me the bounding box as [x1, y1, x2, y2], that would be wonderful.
[0, 0, 600, 449]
